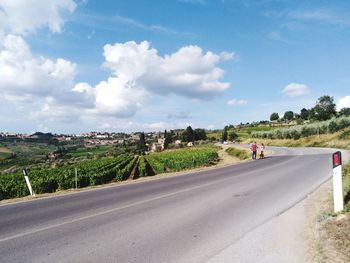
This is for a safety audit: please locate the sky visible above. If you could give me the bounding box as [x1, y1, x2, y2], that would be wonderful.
[0, 0, 350, 134]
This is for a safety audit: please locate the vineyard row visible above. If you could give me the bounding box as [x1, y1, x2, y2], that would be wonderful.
[0, 147, 218, 200]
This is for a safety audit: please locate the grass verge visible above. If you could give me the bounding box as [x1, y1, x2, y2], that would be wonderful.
[225, 147, 251, 160]
[311, 164, 350, 262]
[242, 130, 350, 150]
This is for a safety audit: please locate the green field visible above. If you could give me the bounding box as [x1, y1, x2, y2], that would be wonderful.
[0, 146, 219, 200]
[66, 145, 113, 157]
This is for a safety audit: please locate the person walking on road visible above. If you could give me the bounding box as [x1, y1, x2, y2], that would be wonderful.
[251, 142, 257, 160]
[259, 143, 265, 159]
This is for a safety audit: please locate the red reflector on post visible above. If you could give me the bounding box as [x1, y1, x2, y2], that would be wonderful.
[333, 151, 342, 168]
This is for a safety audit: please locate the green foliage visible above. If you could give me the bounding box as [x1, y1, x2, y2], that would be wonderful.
[0, 146, 220, 200]
[228, 131, 238, 141]
[339, 129, 350, 140]
[147, 147, 218, 173]
[222, 126, 228, 141]
[339, 108, 350, 117]
[137, 133, 146, 154]
[225, 147, 250, 160]
[251, 116, 350, 140]
[117, 156, 138, 181]
[0, 154, 133, 200]
[137, 156, 155, 177]
[270, 112, 279, 121]
[310, 95, 336, 121]
[194, 128, 207, 141]
[164, 130, 172, 149]
[283, 111, 294, 121]
[343, 164, 350, 212]
[300, 108, 310, 120]
[182, 126, 195, 142]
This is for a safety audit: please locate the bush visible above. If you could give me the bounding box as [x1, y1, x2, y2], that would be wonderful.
[251, 116, 350, 140]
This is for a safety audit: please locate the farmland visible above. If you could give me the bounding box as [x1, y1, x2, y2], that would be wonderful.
[0, 146, 219, 200]
[251, 116, 350, 140]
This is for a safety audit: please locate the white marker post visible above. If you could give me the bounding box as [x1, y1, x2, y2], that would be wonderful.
[332, 151, 343, 213]
[23, 169, 35, 197]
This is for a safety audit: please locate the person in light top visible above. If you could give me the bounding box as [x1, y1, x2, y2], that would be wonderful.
[259, 143, 265, 159]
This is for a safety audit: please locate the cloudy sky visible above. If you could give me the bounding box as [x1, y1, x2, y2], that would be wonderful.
[0, 0, 349, 134]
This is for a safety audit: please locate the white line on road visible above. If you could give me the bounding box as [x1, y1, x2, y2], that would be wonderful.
[0, 155, 300, 243]
[0, 170, 251, 243]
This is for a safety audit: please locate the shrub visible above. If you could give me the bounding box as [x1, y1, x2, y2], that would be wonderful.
[251, 116, 350, 140]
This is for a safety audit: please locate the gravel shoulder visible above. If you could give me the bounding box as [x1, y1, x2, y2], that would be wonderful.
[208, 177, 349, 263]
[208, 193, 306, 263]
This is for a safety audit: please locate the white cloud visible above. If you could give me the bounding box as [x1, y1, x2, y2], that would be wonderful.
[282, 83, 310, 97]
[0, 0, 77, 34]
[102, 41, 231, 99]
[93, 77, 147, 117]
[0, 34, 77, 101]
[96, 120, 191, 132]
[268, 31, 290, 44]
[337, 96, 350, 111]
[227, 99, 248, 106]
[1, 36, 232, 122]
[30, 97, 80, 123]
[220, 51, 235, 61]
[288, 10, 350, 26]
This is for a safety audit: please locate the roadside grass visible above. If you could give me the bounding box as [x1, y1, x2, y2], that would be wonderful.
[242, 130, 350, 150]
[313, 164, 350, 262]
[0, 152, 12, 159]
[343, 164, 350, 213]
[0, 146, 12, 153]
[225, 147, 251, 160]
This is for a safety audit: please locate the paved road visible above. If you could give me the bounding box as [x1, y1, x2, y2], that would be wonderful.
[0, 147, 341, 263]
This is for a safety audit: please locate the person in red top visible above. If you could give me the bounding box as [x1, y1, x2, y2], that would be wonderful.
[251, 142, 257, 160]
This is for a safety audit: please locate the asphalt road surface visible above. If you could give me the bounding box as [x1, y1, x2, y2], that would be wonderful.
[0, 147, 342, 263]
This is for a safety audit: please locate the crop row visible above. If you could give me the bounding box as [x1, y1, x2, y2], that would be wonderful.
[251, 116, 350, 140]
[147, 147, 218, 173]
[0, 147, 219, 200]
[0, 154, 133, 200]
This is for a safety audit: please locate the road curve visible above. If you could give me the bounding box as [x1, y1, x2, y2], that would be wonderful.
[0, 147, 343, 263]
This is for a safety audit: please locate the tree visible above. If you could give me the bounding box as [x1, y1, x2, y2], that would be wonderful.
[194, 128, 207, 141]
[222, 126, 228, 141]
[182, 126, 194, 142]
[137, 132, 146, 154]
[270, 112, 279, 121]
[228, 131, 238, 141]
[310, 95, 336, 121]
[300, 108, 309, 120]
[283, 111, 294, 121]
[339, 108, 350, 117]
[163, 130, 172, 149]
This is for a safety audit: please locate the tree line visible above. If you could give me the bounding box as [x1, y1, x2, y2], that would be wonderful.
[270, 95, 350, 123]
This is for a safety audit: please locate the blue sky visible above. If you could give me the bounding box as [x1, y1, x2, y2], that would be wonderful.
[0, 0, 350, 133]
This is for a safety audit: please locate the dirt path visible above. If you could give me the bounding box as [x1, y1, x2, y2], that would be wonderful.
[216, 144, 242, 166]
